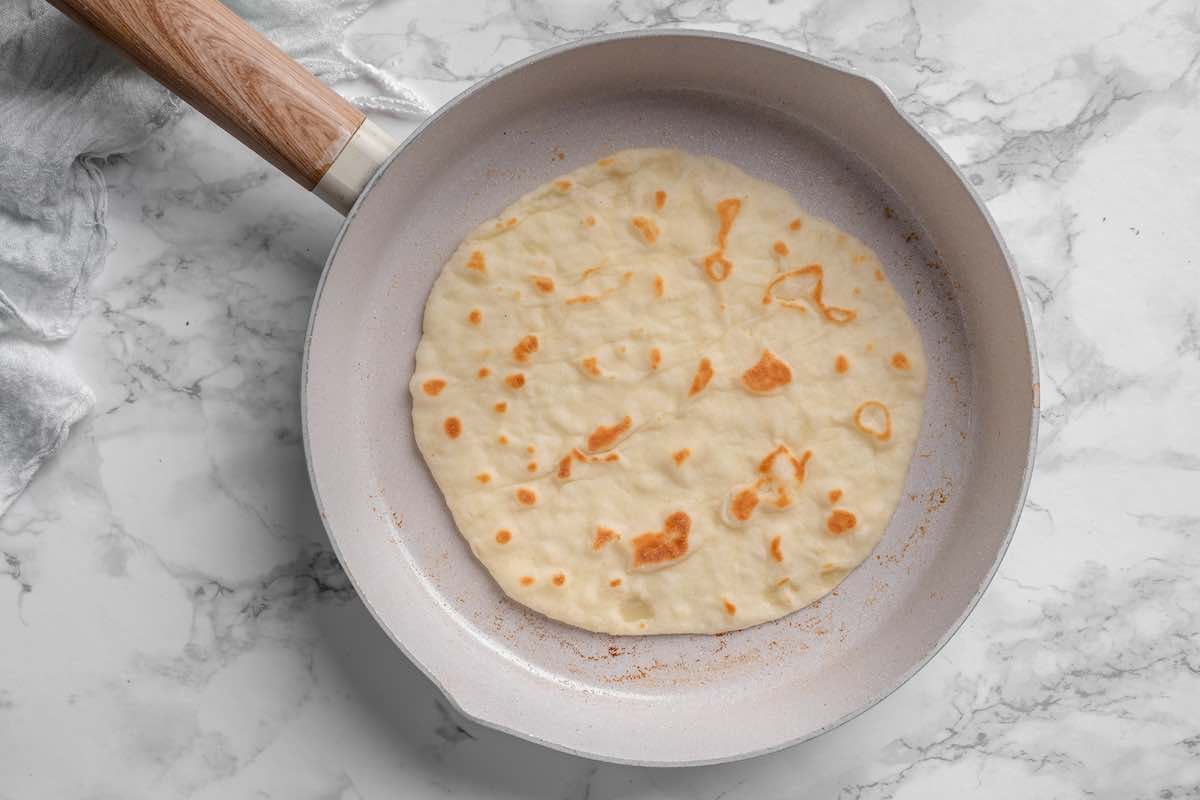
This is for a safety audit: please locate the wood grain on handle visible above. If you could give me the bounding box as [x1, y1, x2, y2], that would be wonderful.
[47, 0, 365, 190]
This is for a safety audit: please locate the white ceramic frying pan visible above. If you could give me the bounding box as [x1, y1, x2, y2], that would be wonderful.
[53, 0, 1038, 766]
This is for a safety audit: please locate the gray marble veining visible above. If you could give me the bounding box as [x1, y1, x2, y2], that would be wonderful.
[2, 0, 1198, 796]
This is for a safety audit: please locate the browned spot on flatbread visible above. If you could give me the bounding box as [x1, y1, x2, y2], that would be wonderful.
[649, 347, 662, 370]
[567, 294, 596, 305]
[731, 488, 759, 521]
[788, 218, 803, 231]
[555, 179, 572, 191]
[516, 488, 537, 506]
[422, 379, 446, 396]
[770, 536, 784, 563]
[597, 157, 615, 167]
[476, 473, 490, 484]
[631, 216, 659, 244]
[827, 509, 857, 535]
[527, 462, 537, 473]
[519, 576, 534, 587]
[773, 240, 789, 256]
[835, 354, 849, 374]
[583, 215, 596, 227]
[854, 400, 893, 442]
[631, 511, 690, 569]
[672, 448, 691, 467]
[655, 189, 667, 210]
[443, 417, 461, 438]
[581, 357, 601, 377]
[497, 435, 508, 445]
[763, 264, 857, 323]
[495, 529, 512, 544]
[466, 251, 486, 273]
[531, 275, 555, 293]
[468, 309, 482, 325]
[552, 573, 566, 587]
[557, 448, 585, 480]
[505, 373, 526, 390]
[891, 352, 911, 370]
[689, 357, 714, 397]
[653, 274, 664, 298]
[702, 198, 741, 282]
[828, 488, 843, 503]
[512, 335, 539, 364]
[723, 598, 737, 615]
[494, 402, 507, 413]
[874, 268, 885, 282]
[741, 350, 792, 394]
[585, 416, 632, 453]
[592, 527, 619, 550]
[773, 487, 791, 509]
[758, 444, 811, 484]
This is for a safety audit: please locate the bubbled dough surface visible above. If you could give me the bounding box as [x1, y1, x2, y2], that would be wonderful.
[411, 149, 927, 635]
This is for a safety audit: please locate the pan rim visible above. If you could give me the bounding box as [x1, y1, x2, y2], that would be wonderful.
[301, 28, 1040, 767]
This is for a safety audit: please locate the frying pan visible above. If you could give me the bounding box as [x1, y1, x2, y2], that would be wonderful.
[52, 0, 1038, 766]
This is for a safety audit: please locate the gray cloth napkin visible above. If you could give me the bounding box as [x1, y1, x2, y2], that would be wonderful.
[0, 340, 93, 510]
[0, 0, 427, 516]
[0, 0, 173, 515]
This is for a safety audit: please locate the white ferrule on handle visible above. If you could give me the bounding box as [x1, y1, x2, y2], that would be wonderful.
[314, 119, 398, 215]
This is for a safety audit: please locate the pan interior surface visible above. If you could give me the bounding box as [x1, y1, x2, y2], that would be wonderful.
[304, 33, 1034, 766]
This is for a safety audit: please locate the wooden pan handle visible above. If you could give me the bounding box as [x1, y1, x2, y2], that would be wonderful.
[47, 0, 394, 212]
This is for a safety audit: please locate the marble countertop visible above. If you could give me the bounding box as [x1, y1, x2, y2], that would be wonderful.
[4, 0, 1199, 796]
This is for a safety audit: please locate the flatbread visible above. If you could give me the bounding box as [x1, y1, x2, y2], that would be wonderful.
[411, 148, 926, 635]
